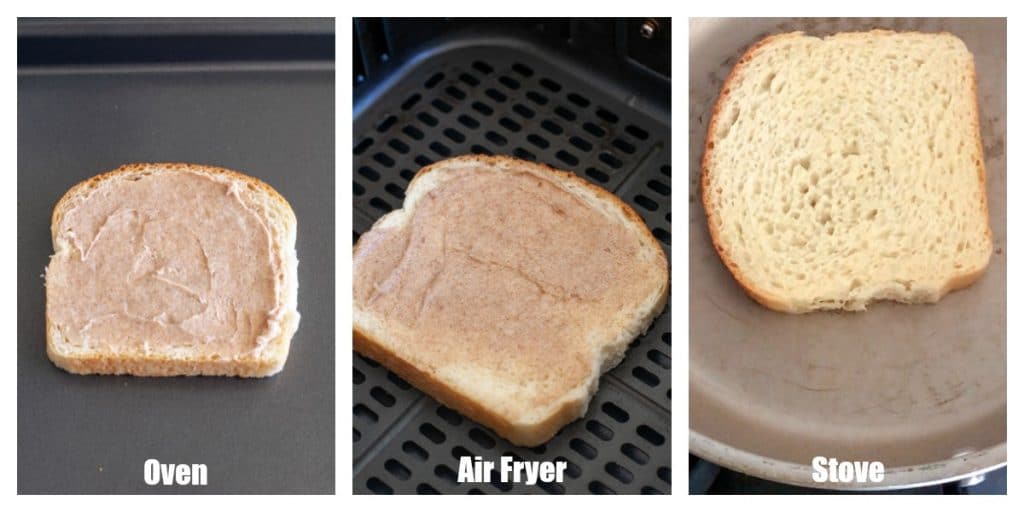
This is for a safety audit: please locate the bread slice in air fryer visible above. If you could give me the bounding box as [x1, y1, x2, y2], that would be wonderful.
[353, 155, 668, 446]
[702, 30, 992, 313]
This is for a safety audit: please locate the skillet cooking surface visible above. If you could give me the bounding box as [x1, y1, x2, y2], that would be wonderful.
[688, 17, 1006, 489]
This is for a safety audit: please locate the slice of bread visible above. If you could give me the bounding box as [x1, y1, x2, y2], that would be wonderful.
[702, 30, 992, 313]
[45, 163, 300, 377]
[353, 155, 668, 446]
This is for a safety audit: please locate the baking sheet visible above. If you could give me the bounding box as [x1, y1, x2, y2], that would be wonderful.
[688, 18, 1006, 487]
[18, 62, 335, 493]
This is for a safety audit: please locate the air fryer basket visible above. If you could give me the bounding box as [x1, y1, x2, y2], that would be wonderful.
[353, 26, 671, 494]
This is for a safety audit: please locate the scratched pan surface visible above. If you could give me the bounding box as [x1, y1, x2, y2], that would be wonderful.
[688, 18, 1006, 490]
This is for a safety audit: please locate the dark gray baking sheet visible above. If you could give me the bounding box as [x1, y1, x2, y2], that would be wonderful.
[17, 62, 335, 493]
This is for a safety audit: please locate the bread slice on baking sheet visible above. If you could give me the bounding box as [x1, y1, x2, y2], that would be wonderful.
[45, 163, 300, 377]
[702, 30, 992, 313]
[353, 155, 668, 446]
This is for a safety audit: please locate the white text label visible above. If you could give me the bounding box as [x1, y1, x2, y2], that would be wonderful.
[143, 459, 208, 486]
[811, 456, 884, 483]
[457, 456, 566, 485]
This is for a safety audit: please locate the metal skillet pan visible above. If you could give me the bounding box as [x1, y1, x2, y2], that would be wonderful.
[688, 17, 1006, 490]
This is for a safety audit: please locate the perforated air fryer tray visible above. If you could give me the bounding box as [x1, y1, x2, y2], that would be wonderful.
[353, 39, 671, 494]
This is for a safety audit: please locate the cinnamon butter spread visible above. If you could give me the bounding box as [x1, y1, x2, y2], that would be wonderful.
[354, 166, 663, 409]
[46, 172, 283, 356]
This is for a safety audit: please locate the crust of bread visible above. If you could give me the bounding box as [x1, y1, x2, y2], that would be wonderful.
[47, 311, 299, 378]
[701, 30, 992, 313]
[46, 163, 299, 377]
[353, 326, 582, 446]
[353, 154, 669, 446]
